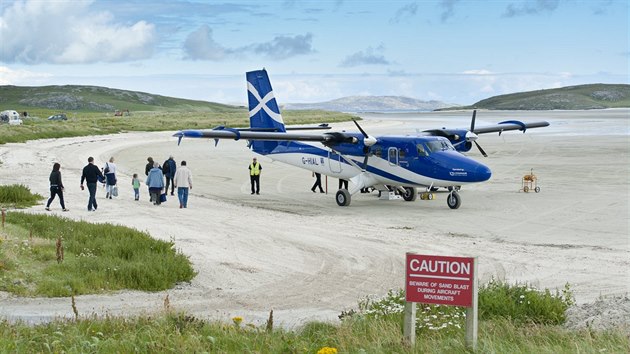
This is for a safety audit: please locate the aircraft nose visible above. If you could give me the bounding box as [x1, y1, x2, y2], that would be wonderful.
[475, 164, 492, 182]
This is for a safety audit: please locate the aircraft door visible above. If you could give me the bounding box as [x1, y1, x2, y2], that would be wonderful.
[388, 147, 399, 166]
[328, 151, 342, 173]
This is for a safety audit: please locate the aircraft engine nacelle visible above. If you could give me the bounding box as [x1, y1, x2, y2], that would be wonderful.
[441, 129, 473, 153]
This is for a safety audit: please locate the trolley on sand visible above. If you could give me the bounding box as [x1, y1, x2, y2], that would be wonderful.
[520, 169, 540, 193]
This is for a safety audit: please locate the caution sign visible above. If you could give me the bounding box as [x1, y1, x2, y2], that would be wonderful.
[405, 253, 475, 307]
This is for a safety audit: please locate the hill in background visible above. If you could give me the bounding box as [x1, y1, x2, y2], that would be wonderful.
[0, 85, 238, 113]
[1, 83, 628, 114]
[458, 83, 630, 110]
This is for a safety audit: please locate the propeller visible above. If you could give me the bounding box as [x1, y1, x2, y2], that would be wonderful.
[352, 119, 377, 170]
[469, 110, 488, 157]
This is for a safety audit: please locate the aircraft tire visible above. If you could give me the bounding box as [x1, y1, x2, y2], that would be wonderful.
[336, 189, 351, 206]
[535, 186, 540, 193]
[447, 191, 461, 209]
[402, 187, 417, 202]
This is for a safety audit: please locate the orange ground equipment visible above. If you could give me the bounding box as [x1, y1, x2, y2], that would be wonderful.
[520, 169, 540, 193]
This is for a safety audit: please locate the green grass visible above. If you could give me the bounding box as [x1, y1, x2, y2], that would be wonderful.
[450, 83, 630, 110]
[0, 212, 196, 296]
[0, 310, 626, 353]
[0, 109, 355, 144]
[0, 184, 44, 209]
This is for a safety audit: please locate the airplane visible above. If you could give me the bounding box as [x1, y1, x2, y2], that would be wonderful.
[174, 69, 549, 208]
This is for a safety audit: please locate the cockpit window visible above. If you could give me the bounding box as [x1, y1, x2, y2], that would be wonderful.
[416, 144, 428, 157]
[425, 139, 455, 153]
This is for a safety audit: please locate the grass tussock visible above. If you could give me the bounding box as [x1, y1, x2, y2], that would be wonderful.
[0, 184, 44, 209]
[0, 212, 196, 296]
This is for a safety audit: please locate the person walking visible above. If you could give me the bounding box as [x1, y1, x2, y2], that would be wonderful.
[174, 160, 193, 208]
[145, 157, 157, 199]
[146, 162, 165, 205]
[145, 157, 155, 176]
[103, 157, 117, 199]
[45, 162, 69, 211]
[131, 173, 141, 201]
[80, 156, 104, 211]
[162, 155, 177, 196]
[248, 157, 262, 195]
[311, 172, 325, 193]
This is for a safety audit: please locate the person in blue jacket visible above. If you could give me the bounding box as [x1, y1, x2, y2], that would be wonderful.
[146, 162, 165, 205]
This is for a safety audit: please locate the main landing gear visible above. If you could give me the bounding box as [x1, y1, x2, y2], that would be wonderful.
[335, 189, 351, 206]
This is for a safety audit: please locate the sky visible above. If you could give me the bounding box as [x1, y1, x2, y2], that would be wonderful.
[0, 0, 628, 106]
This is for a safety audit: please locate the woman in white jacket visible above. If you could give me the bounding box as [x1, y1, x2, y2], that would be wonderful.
[174, 160, 193, 208]
[103, 157, 117, 199]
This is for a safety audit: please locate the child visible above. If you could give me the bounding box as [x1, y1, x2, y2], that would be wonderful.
[132, 173, 140, 201]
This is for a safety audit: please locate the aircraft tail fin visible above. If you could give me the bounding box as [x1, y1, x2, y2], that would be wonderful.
[247, 69, 285, 154]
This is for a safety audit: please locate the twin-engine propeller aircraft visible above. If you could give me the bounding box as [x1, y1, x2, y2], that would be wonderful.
[174, 69, 549, 208]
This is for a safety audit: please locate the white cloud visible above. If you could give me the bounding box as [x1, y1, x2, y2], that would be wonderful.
[462, 69, 494, 75]
[183, 25, 228, 60]
[339, 45, 390, 67]
[0, 66, 51, 85]
[0, 0, 156, 64]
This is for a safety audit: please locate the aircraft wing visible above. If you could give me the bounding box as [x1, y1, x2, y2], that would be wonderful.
[174, 129, 356, 144]
[473, 120, 550, 134]
[424, 120, 549, 137]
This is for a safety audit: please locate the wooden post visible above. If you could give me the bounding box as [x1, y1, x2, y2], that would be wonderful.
[403, 301, 416, 346]
[465, 257, 478, 350]
[1, 208, 5, 228]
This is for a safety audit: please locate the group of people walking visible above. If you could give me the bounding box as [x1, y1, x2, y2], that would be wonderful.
[46, 154, 340, 212]
[46, 154, 193, 212]
[144, 156, 193, 208]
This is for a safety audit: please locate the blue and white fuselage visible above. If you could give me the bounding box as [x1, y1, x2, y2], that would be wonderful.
[174, 69, 547, 208]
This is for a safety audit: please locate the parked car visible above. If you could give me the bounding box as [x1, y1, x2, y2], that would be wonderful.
[47, 113, 68, 121]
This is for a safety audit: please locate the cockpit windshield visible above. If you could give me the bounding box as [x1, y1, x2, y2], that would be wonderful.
[425, 138, 455, 153]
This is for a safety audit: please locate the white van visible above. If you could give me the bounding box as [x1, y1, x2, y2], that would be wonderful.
[0, 110, 23, 125]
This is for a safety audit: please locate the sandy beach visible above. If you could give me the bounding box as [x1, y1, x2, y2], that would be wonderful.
[0, 109, 628, 330]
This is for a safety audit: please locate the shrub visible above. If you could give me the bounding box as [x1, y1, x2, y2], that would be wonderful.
[342, 280, 576, 335]
[0, 184, 44, 208]
[478, 279, 574, 325]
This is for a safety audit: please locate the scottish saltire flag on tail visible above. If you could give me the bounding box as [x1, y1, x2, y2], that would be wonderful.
[246, 70, 287, 154]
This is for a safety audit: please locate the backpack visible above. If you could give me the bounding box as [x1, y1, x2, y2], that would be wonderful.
[162, 160, 170, 174]
[104, 163, 110, 174]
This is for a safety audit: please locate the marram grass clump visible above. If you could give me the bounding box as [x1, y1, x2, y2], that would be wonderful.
[0, 212, 196, 296]
[0, 184, 44, 209]
[341, 280, 575, 336]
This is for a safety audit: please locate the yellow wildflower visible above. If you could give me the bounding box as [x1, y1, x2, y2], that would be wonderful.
[317, 347, 338, 354]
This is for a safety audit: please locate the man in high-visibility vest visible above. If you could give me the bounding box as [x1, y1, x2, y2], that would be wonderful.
[249, 157, 262, 195]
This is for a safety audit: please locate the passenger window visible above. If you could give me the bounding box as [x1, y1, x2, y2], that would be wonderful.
[373, 146, 382, 158]
[399, 149, 405, 158]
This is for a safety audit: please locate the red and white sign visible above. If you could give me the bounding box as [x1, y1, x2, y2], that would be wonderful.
[405, 253, 475, 307]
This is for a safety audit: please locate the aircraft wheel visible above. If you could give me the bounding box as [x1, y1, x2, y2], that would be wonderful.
[428, 193, 434, 200]
[402, 187, 417, 202]
[447, 192, 461, 209]
[523, 186, 529, 193]
[336, 189, 351, 206]
[535, 186, 540, 193]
